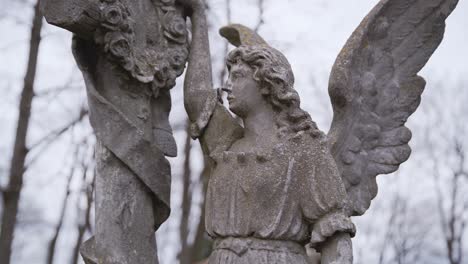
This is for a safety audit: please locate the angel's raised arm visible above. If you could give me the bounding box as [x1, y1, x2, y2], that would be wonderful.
[180, 2, 243, 156]
[180, 1, 217, 135]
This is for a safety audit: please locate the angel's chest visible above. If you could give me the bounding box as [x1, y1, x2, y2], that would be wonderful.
[210, 150, 293, 195]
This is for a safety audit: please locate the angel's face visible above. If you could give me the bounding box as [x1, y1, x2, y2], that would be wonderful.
[225, 62, 262, 118]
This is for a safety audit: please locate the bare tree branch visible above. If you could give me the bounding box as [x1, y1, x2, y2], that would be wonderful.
[25, 107, 89, 169]
[35, 72, 82, 98]
[217, 0, 232, 89]
[0, 2, 43, 262]
[254, 0, 265, 33]
[46, 138, 80, 264]
[428, 130, 467, 264]
[71, 140, 95, 264]
[377, 194, 400, 264]
[28, 107, 88, 151]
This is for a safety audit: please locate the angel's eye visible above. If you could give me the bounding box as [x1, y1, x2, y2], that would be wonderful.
[231, 72, 243, 79]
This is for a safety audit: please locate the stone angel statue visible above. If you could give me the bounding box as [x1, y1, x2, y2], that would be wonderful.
[179, 0, 459, 263]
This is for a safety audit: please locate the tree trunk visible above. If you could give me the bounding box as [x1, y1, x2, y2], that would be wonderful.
[179, 122, 193, 264]
[190, 160, 213, 262]
[0, 1, 43, 263]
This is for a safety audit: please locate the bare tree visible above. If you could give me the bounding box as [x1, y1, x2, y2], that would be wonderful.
[254, 0, 265, 33]
[0, 1, 43, 263]
[26, 107, 88, 169]
[178, 121, 194, 264]
[71, 138, 95, 264]
[388, 198, 428, 264]
[45, 131, 93, 264]
[45, 143, 78, 264]
[419, 81, 468, 264]
[189, 162, 211, 263]
[377, 194, 401, 264]
[217, 0, 232, 89]
[431, 138, 467, 264]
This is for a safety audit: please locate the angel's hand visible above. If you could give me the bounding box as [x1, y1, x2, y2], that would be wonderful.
[319, 232, 352, 264]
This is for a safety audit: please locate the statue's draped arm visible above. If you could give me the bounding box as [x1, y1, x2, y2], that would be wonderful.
[327, 0, 459, 217]
[298, 136, 355, 264]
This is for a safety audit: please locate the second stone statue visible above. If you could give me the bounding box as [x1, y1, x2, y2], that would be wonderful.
[41, 0, 190, 263]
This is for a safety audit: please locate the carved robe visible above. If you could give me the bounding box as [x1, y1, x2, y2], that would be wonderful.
[63, 0, 189, 262]
[196, 103, 356, 264]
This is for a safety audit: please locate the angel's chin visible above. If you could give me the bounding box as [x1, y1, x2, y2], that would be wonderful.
[228, 103, 245, 117]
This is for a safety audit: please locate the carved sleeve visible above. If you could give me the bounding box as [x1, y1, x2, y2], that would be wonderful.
[299, 137, 355, 247]
[198, 103, 243, 158]
[309, 211, 355, 249]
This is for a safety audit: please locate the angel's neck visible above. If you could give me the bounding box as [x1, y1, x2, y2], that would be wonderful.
[242, 104, 278, 142]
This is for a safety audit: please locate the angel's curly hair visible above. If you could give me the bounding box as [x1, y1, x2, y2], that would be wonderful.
[226, 45, 322, 138]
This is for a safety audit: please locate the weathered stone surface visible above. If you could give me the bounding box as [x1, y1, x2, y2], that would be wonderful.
[181, 0, 459, 263]
[40, 0, 100, 39]
[183, 3, 355, 261]
[42, 0, 190, 263]
[328, 0, 459, 217]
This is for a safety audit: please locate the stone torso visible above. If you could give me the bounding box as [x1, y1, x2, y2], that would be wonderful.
[198, 104, 354, 263]
[206, 133, 320, 243]
[206, 131, 344, 243]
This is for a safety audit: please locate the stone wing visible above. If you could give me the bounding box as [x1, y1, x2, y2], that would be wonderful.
[327, 0, 459, 216]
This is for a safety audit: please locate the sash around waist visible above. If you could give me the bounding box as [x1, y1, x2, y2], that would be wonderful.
[213, 237, 307, 256]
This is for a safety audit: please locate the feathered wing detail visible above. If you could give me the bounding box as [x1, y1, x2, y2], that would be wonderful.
[327, 0, 459, 216]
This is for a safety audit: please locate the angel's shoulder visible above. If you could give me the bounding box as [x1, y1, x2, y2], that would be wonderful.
[200, 103, 244, 157]
[285, 131, 330, 159]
